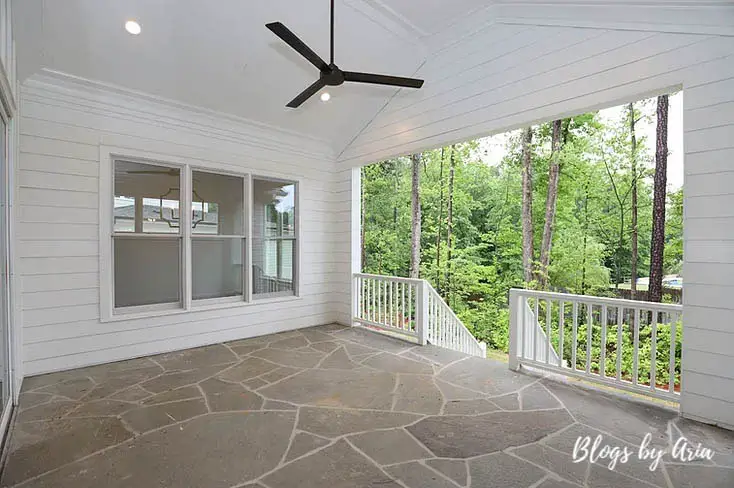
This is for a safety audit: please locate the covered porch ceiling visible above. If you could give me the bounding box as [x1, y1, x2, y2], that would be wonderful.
[15, 1, 731, 158]
[13, 0, 485, 153]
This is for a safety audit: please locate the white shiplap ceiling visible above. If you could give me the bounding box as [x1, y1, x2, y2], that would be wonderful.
[13, 0, 455, 151]
[13, 1, 729, 154]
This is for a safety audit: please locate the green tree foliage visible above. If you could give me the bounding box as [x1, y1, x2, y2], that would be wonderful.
[361, 100, 682, 354]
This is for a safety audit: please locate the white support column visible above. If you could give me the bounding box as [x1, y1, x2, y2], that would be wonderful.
[349, 166, 361, 326]
[508, 289, 520, 371]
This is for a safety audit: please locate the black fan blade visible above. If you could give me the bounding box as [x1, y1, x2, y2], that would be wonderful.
[266, 22, 329, 72]
[286, 78, 327, 108]
[343, 71, 424, 89]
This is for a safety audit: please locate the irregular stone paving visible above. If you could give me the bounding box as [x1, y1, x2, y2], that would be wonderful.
[2, 324, 733, 488]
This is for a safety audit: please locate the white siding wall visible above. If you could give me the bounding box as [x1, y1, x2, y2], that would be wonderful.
[17, 74, 345, 376]
[331, 166, 358, 325]
[337, 23, 734, 428]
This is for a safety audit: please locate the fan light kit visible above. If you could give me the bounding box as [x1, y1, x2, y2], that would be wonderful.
[266, 0, 424, 108]
[125, 20, 141, 35]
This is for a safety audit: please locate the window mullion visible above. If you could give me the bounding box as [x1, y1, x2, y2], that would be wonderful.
[245, 175, 252, 303]
[182, 165, 192, 310]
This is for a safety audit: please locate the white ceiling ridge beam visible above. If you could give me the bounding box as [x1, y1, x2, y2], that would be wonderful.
[334, 3, 501, 159]
[420, 4, 501, 55]
[346, 0, 429, 42]
[26, 68, 337, 160]
[492, 2, 734, 37]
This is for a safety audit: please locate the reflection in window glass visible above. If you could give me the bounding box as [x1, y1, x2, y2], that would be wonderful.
[113, 160, 182, 311]
[113, 161, 181, 234]
[191, 171, 244, 236]
[192, 238, 244, 300]
[253, 179, 296, 297]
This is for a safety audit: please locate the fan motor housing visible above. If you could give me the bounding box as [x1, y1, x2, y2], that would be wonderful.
[321, 64, 345, 86]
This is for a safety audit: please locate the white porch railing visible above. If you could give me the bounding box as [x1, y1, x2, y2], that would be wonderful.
[522, 301, 562, 367]
[353, 273, 486, 357]
[509, 289, 683, 402]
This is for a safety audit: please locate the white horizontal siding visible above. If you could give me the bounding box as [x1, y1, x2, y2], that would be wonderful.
[336, 21, 734, 428]
[17, 79, 343, 376]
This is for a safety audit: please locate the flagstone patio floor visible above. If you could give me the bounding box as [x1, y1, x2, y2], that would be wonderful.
[1, 324, 732, 487]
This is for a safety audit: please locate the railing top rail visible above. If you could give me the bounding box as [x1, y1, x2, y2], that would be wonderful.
[510, 288, 682, 312]
[353, 272, 424, 285]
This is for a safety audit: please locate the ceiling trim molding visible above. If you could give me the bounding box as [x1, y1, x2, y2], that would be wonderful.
[24, 69, 336, 159]
[493, 3, 734, 36]
[21, 70, 336, 161]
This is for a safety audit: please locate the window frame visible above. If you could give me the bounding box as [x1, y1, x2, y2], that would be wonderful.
[99, 147, 301, 322]
[109, 156, 186, 316]
[189, 168, 249, 307]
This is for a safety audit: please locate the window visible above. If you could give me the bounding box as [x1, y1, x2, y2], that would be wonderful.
[191, 171, 245, 301]
[252, 179, 297, 297]
[113, 161, 182, 309]
[105, 154, 299, 318]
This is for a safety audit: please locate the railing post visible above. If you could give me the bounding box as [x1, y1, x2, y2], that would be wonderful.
[508, 289, 520, 371]
[415, 280, 429, 345]
[351, 274, 359, 325]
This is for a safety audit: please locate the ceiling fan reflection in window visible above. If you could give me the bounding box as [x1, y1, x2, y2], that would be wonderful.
[123, 168, 208, 229]
[266, 0, 424, 108]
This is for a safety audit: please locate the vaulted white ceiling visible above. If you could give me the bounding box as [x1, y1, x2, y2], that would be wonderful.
[14, 0, 466, 151]
[12, 1, 732, 155]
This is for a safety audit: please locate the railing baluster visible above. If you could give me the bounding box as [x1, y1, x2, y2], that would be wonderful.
[572, 301, 578, 371]
[391, 281, 395, 327]
[669, 312, 677, 394]
[533, 298, 539, 361]
[407, 283, 412, 330]
[431, 297, 441, 345]
[586, 303, 592, 375]
[377, 280, 385, 324]
[546, 299, 552, 365]
[428, 292, 433, 340]
[442, 305, 446, 347]
[600, 305, 607, 378]
[616, 306, 622, 382]
[650, 310, 658, 391]
[401, 283, 405, 330]
[370, 278, 374, 322]
[633, 308, 640, 386]
[558, 302, 564, 368]
[518, 295, 525, 360]
[434, 292, 438, 343]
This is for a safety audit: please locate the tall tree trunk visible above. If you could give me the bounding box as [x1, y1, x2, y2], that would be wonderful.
[539, 119, 563, 288]
[629, 103, 638, 299]
[649, 95, 669, 303]
[444, 146, 456, 301]
[410, 153, 422, 279]
[435, 147, 445, 292]
[360, 167, 366, 271]
[521, 127, 535, 284]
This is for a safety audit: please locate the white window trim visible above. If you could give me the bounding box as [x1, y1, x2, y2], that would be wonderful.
[99, 146, 301, 322]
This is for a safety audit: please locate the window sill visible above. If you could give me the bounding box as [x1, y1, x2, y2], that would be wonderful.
[101, 294, 303, 323]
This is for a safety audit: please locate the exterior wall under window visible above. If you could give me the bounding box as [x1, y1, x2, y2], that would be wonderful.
[17, 75, 342, 376]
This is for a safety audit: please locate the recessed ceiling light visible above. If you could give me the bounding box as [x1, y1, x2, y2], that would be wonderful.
[125, 20, 141, 35]
[320, 92, 331, 102]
